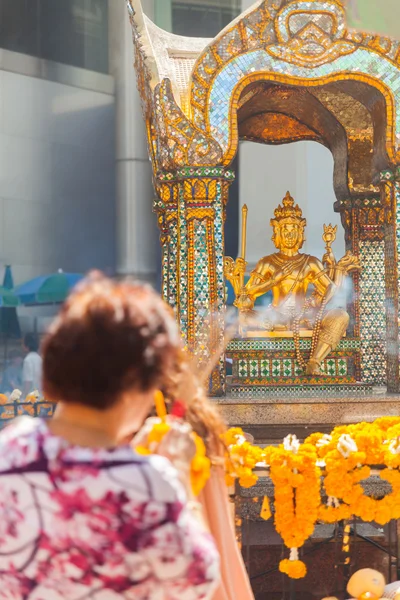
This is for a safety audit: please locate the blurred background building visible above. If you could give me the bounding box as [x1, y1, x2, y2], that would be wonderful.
[0, 0, 241, 287]
[0, 0, 342, 329]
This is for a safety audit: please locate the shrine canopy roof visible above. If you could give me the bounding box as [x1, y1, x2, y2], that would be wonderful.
[127, 0, 263, 115]
[128, 0, 400, 119]
[128, 0, 400, 173]
[127, 0, 210, 115]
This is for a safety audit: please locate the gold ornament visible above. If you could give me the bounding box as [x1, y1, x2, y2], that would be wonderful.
[225, 192, 360, 374]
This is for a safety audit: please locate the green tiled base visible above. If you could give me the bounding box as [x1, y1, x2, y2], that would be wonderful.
[229, 383, 373, 399]
[228, 337, 359, 386]
[227, 338, 360, 352]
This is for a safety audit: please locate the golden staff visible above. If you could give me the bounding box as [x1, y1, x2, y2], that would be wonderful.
[241, 204, 248, 261]
[322, 223, 337, 254]
[322, 224, 337, 280]
[240, 204, 248, 289]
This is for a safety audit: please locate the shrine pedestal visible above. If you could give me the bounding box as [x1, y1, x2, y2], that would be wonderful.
[226, 337, 368, 395]
[216, 394, 400, 443]
[221, 337, 397, 442]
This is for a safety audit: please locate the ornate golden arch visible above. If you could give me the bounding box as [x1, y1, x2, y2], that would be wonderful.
[128, 0, 400, 394]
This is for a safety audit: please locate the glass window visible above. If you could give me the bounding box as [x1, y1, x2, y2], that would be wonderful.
[0, 0, 40, 57]
[172, 1, 241, 38]
[0, 0, 108, 73]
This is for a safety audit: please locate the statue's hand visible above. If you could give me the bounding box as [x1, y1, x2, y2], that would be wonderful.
[336, 251, 361, 274]
[234, 257, 247, 276]
[224, 256, 235, 279]
[234, 291, 254, 312]
[322, 249, 336, 268]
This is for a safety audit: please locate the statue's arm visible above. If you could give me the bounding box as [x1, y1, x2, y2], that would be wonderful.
[245, 264, 275, 300]
[310, 260, 337, 305]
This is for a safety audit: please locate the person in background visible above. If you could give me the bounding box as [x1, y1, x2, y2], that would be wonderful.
[2, 349, 23, 394]
[22, 332, 42, 396]
[0, 273, 220, 599]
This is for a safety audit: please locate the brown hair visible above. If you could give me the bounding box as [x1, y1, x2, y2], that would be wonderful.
[42, 272, 181, 409]
[164, 352, 227, 462]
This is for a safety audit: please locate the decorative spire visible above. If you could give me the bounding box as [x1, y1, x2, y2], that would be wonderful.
[273, 191, 304, 221]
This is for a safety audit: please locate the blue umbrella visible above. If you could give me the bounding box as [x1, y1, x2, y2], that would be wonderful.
[0, 266, 20, 308]
[0, 266, 20, 336]
[15, 270, 83, 305]
[3, 265, 13, 291]
[0, 266, 21, 367]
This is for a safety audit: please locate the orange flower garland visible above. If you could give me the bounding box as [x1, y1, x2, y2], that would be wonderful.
[265, 439, 321, 577]
[307, 418, 400, 525]
[223, 419, 400, 579]
[221, 427, 263, 488]
[134, 407, 400, 580]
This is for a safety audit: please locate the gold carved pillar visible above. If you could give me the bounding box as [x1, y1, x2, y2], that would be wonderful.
[156, 167, 235, 396]
[379, 169, 400, 393]
[337, 197, 386, 385]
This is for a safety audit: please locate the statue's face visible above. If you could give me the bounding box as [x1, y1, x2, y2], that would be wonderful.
[278, 220, 303, 251]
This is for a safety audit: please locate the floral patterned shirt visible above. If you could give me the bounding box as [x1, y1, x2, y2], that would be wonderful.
[0, 418, 220, 599]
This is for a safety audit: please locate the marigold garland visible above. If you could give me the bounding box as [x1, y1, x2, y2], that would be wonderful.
[265, 441, 320, 577]
[221, 427, 263, 488]
[135, 407, 400, 580]
[279, 558, 307, 580]
[223, 418, 400, 579]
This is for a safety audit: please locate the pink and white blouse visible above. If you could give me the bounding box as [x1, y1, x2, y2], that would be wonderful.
[0, 418, 220, 599]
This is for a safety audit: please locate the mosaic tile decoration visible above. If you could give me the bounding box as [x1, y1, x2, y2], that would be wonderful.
[228, 383, 373, 399]
[178, 187, 188, 341]
[158, 167, 235, 182]
[207, 49, 400, 158]
[228, 335, 359, 389]
[192, 219, 210, 360]
[232, 356, 348, 380]
[214, 182, 225, 315]
[210, 183, 227, 395]
[230, 355, 355, 387]
[168, 220, 178, 308]
[227, 338, 360, 352]
[381, 174, 399, 390]
[153, 79, 223, 170]
[396, 180, 400, 303]
[358, 240, 386, 384]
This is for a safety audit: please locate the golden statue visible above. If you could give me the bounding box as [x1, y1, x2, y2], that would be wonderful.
[225, 192, 360, 375]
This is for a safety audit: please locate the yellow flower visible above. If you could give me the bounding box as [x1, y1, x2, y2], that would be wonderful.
[221, 427, 246, 447]
[148, 422, 171, 445]
[0, 394, 9, 405]
[279, 559, 307, 579]
[225, 473, 235, 486]
[239, 470, 258, 488]
[139, 418, 400, 579]
[190, 434, 211, 496]
[135, 445, 151, 455]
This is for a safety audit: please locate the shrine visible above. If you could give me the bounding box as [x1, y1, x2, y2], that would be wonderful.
[127, 0, 400, 440]
[131, 1, 400, 597]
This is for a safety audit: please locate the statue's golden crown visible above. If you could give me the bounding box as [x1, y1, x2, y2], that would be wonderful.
[273, 191, 304, 221]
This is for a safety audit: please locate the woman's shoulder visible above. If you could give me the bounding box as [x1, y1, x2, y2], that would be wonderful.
[0, 419, 186, 503]
[94, 450, 186, 505]
[143, 454, 187, 503]
[0, 417, 44, 471]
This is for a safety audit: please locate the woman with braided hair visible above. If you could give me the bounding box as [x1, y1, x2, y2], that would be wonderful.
[0, 272, 220, 599]
[136, 350, 255, 600]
